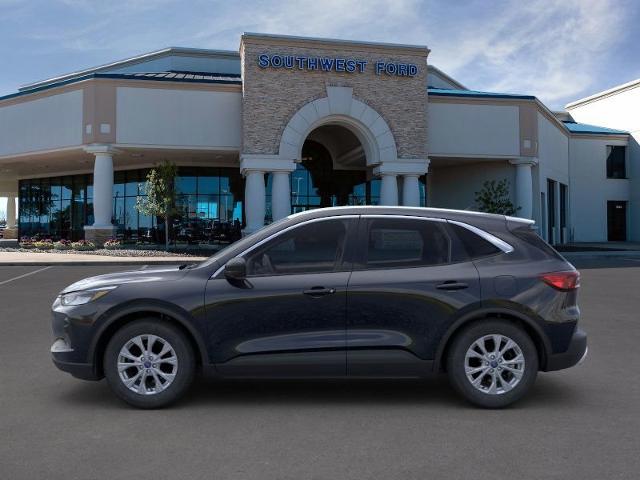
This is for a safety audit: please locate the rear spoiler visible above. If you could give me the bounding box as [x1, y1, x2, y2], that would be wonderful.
[505, 215, 536, 231]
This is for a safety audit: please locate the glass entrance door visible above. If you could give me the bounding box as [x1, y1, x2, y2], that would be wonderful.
[289, 141, 381, 214]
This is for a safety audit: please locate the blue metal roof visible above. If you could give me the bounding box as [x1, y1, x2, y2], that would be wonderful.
[562, 121, 628, 135]
[428, 87, 535, 100]
[117, 71, 241, 82]
[0, 71, 242, 102]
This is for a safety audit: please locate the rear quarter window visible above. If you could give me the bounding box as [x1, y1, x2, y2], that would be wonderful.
[511, 226, 565, 260]
[447, 223, 501, 260]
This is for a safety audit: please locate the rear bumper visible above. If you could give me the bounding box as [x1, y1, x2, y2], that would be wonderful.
[544, 327, 588, 371]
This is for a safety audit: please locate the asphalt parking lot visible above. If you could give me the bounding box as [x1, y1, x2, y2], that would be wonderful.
[1, 258, 639, 479]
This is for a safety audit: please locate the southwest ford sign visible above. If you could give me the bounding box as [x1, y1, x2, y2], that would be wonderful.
[257, 54, 418, 77]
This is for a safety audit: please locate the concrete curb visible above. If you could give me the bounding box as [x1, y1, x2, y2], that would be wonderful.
[563, 250, 640, 257]
[0, 260, 204, 266]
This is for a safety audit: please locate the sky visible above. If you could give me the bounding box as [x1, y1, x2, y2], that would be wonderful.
[1, 0, 639, 217]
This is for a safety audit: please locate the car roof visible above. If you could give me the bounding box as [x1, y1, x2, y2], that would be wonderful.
[287, 206, 534, 229]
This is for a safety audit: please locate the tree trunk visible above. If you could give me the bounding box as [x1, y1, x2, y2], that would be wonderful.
[164, 216, 170, 251]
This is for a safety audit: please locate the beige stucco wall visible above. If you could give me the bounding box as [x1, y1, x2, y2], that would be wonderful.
[240, 35, 429, 160]
[0, 89, 83, 157]
[116, 86, 242, 148]
[428, 161, 516, 210]
[427, 102, 520, 157]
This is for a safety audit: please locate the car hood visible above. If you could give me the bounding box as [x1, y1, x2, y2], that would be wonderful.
[61, 266, 189, 293]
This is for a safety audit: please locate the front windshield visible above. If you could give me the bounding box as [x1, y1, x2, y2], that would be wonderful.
[196, 216, 293, 268]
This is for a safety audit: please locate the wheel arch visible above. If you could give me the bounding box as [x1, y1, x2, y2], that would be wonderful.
[434, 307, 552, 372]
[90, 300, 209, 377]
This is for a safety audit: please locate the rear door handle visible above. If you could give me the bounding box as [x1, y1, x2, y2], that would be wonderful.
[436, 281, 469, 291]
[303, 287, 337, 297]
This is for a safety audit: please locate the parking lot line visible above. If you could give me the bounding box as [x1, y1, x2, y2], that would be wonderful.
[0, 266, 52, 286]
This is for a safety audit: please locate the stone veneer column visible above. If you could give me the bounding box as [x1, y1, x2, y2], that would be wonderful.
[509, 157, 538, 220]
[84, 145, 117, 245]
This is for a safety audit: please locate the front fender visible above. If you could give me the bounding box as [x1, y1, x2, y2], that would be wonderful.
[88, 299, 210, 366]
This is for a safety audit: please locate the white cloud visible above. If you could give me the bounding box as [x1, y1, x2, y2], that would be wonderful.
[186, 0, 632, 107]
[424, 0, 630, 107]
[4, 0, 634, 108]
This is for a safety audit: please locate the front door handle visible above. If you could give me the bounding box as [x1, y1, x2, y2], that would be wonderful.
[303, 286, 337, 297]
[436, 281, 469, 291]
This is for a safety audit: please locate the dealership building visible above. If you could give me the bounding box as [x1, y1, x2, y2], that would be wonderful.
[0, 33, 636, 245]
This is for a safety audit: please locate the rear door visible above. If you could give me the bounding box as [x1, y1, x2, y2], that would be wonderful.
[346, 215, 482, 376]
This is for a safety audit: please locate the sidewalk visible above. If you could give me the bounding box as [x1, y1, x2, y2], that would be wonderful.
[0, 251, 208, 266]
[561, 242, 640, 251]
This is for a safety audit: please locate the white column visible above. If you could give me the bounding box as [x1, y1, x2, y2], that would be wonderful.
[379, 174, 399, 206]
[271, 171, 291, 221]
[555, 181, 562, 244]
[510, 158, 537, 219]
[91, 151, 115, 227]
[402, 175, 420, 207]
[244, 170, 266, 233]
[6, 195, 16, 229]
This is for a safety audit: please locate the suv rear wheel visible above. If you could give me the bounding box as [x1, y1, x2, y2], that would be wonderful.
[446, 319, 538, 408]
[104, 319, 195, 408]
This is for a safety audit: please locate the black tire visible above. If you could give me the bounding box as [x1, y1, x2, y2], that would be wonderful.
[104, 319, 195, 409]
[446, 319, 538, 408]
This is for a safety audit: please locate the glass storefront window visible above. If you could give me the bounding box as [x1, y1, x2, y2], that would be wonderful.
[176, 175, 197, 195]
[18, 166, 244, 244]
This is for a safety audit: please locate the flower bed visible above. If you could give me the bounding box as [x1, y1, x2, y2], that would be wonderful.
[70, 240, 96, 251]
[19, 237, 35, 249]
[103, 238, 122, 250]
[33, 240, 54, 250]
[54, 239, 72, 250]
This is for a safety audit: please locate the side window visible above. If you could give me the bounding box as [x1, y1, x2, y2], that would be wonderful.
[364, 218, 451, 268]
[606, 145, 626, 179]
[245, 219, 350, 276]
[447, 223, 501, 260]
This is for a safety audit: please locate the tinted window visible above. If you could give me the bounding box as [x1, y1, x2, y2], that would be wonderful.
[447, 223, 501, 259]
[606, 146, 626, 179]
[511, 226, 564, 260]
[364, 218, 451, 268]
[246, 219, 349, 276]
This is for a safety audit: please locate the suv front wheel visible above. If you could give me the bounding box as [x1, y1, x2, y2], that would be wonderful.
[104, 319, 195, 408]
[446, 319, 538, 408]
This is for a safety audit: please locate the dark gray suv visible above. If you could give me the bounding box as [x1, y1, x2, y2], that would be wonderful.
[51, 206, 587, 408]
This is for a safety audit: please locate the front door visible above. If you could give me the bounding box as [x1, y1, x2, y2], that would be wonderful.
[346, 216, 482, 376]
[608, 201, 627, 241]
[204, 216, 357, 377]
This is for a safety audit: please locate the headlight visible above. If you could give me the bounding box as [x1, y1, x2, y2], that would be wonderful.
[60, 286, 117, 306]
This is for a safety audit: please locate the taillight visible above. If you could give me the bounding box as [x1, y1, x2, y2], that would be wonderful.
[540, 271, 580, 291]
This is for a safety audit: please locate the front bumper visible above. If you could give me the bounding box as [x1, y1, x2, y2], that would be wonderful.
[51, 337, 102, 380]
[50, 299, 105, 381]
[544, 327, 588, 371]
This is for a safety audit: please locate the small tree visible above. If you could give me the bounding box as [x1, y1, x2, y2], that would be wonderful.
[136, 161, 178, 251]
[474, 179, 519, 215]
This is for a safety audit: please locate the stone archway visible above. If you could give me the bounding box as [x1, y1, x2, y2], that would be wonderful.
[240, 86, 429, 232]
[278, 86, 398, 166]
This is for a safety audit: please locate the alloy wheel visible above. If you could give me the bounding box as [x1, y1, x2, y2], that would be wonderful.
[117, 334, 179, 395]
[464, 334, 525, 395]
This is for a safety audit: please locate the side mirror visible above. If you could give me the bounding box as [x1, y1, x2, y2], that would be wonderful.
[224, 257, 247, 281]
